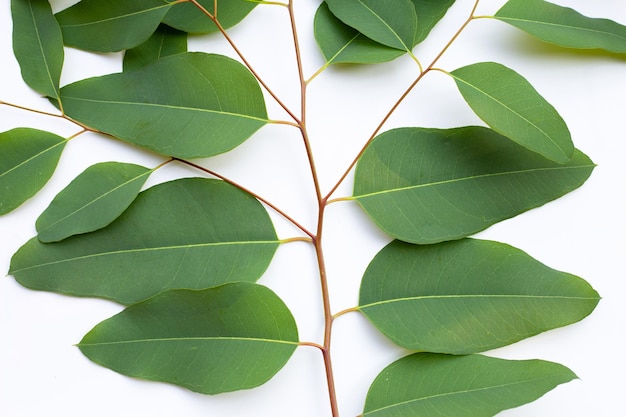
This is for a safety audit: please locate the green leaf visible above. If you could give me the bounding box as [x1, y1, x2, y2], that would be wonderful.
[411, 0, 456, 45]
[0, 128, 66, 215]
[325, 0, 418, 51]
[363, 353, 576, 417]
[10, 178, 280, 304]
[59, 52, 268, 159]
[352, 127, 594, 244]
[55, 0, 173, 52]
[79, 283, 299, 394]
[449, 62, 573, 163]
[495, 0, 626, 54]
[36, 162, 153, 243]
[359, 239, 599, 354]
[11, 0, 64, 99]
[314, 2, 405, 65]
[123, 24, 187, 72]
[162, 0, 257, 34]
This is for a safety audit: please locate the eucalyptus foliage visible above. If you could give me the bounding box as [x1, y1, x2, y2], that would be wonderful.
[3, 0, 624, 416]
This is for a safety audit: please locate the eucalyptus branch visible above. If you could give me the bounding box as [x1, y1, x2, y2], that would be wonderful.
[0, 99, 64, 118]
[324, 0, 481, 201]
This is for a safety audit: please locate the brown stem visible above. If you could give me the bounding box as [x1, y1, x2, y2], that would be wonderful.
[172, 157, 314, 239]
[324, 0, 481, 201]
[187, 0, 300, 124]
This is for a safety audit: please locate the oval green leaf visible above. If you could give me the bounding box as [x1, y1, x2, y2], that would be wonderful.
[55, 0, 172, 52]
[411, 0, 456, 46]
[495, 0, 626, 54]
[11, 0, 64, 99]
[162, 0, 257, 34]
[36, 162, 153, 243]
[123, 24, 187, 72]
[352, 127, 594, 244]
[314, 2, 405, 65]
[363, 353, 576, 417]
[449, 62, 573, 163]
[10, 178, 280, 304]
[359, 239, 600, 354]
[0, 128, 66, 215]
[59, 52, 268, 159]
[325, 0, 417, 51]
[79, 283, 299, 394]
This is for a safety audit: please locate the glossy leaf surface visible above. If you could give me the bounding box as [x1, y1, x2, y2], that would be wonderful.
[10, 178, 279, 304]
[123, 24, 187, 71]
[411, 0, 456, 45]
[36, 162, 152, 243]
[450, 62, 573, 163]
[55, 0, 172, 52]
[451, 62, 574, 163]
[325, 0, 417, 51]
[11, 0, 64, 98]
[59, 52, 268, 159]
[314, 2, 404, 65]
[363, 353, 576, 417]
[79, 283, 299, 394]
[352, 127, 594, 244]
[162, 0, 257, 34]
[495, 0, 626, 53]
[359, 239, 599, 354]
[0, 128, 66, 215]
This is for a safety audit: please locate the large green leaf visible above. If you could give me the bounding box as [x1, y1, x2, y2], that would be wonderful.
[495, 0, 626, 54]
[11, 0, 64, 99]
[10, 178, 280, 304]
[325, 0, 417, 51]
[36, 162, 153, 243]
[411, 0, 456, 45]
[352, 127, 594, 244]
[0, 128, 66, 215]
[79, 283, 299, 394]
[55, 0, 173, 52]
[359, 239, 599, 354]
[449, 62, 573, 163]
[314, 2, 404, 65]
[123, 24, 187, 72]
[162, 0, 257, 34]
[363, 353, 576, 417]
[59, 52, 268, 159]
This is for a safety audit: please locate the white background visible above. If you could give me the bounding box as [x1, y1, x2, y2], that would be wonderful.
[1, 0, 625, 416]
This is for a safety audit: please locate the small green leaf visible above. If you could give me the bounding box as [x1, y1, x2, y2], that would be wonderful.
[59, 52, 268, 159]
[363, 353, 576, 417]
[325, 0, 418, 51]
[0, 128, 66, 215]
[10, 178, 280, 304]
[411, 0, 456, 45]
[36, 162, 153, 243]
[359, 239, 599, 354]
[11, 0, 64, 99]
[123, 24, 187, 72]
[495, 0, 626, 54]
[314, 2, 404, 65]
[449, 62, 573, 163]
[79, 283, 299, 394]
[55, 0, 172, 52]
[162, 0, 257, 34]
[353, 127, 594, 244]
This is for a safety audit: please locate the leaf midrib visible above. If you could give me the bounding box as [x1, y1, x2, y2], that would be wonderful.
[62, 96, 269, 123]
[79, 336, 299, 347]
[353, 163, 591, 199]
[360, 293, 598, 310]
[355, 0, 412, 51]
[28, 0, 59, 97]
[0, 140, 65, 179]
[11, 240, 279, 274]
[59, 5, 171, 28]
[496, 16, 626, 42]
